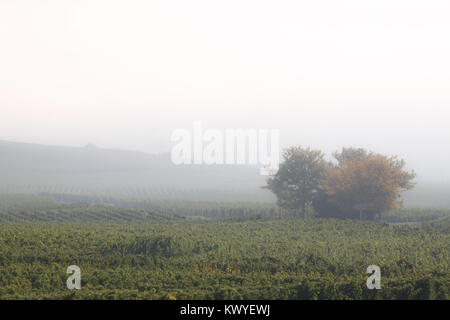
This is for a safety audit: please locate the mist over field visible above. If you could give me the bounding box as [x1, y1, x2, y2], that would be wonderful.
[0, 1, 449, 302]
[1, 1, 450, 183]
[0, 139, 449, 208]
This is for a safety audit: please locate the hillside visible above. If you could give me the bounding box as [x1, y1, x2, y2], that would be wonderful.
[0, 140, 271, 202]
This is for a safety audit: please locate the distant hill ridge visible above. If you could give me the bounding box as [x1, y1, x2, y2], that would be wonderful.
[0, 140, 271, 202]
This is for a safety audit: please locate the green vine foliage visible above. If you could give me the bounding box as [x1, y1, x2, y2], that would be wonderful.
[0, 195, 448, 300]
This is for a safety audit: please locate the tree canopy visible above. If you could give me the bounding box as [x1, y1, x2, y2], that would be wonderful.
[266, 147, 416, 220]
[265, 147, 328, 215]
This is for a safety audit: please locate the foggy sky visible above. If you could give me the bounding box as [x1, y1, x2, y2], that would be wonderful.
[1, 0, 449, 181]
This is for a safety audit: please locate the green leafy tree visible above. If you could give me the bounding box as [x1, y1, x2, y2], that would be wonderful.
[265, 146, 328, 216]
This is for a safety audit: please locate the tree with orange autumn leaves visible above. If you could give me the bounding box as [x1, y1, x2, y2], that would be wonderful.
[319, 148, 416, 219]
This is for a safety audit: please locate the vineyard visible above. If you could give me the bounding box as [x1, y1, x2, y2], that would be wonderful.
[0, 194, 448, 300]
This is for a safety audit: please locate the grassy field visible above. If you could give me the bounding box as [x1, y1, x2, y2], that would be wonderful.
[0, 197, 448, 300]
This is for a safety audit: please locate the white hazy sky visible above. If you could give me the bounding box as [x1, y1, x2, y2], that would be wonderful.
[0, 0, 449, 181]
